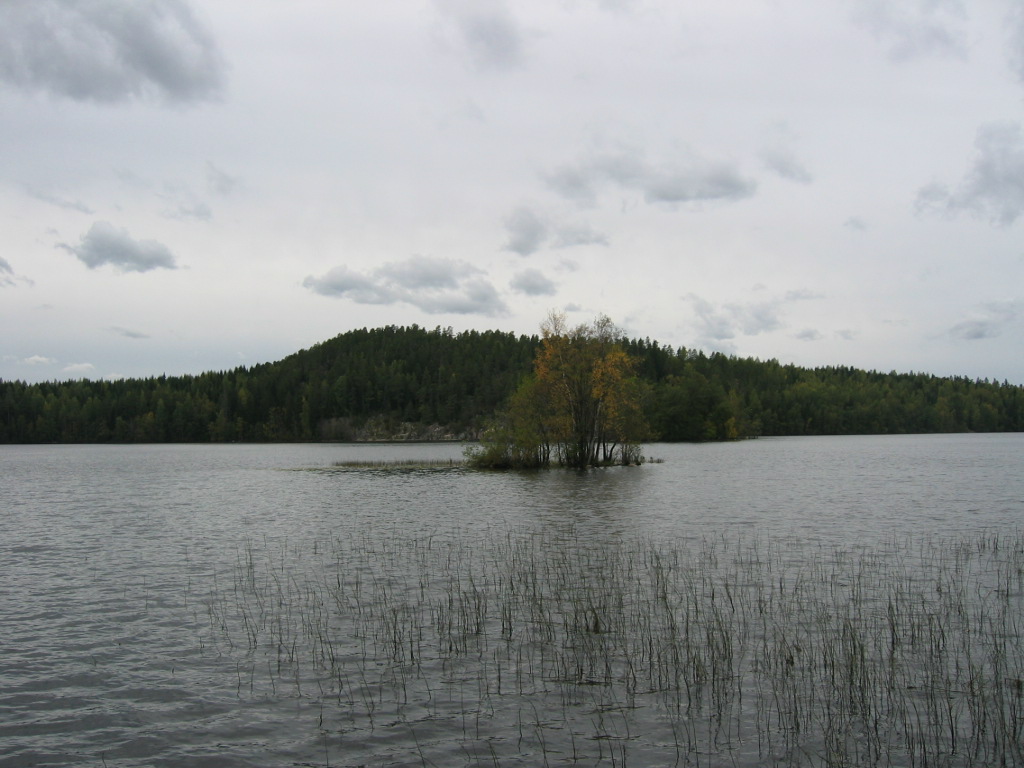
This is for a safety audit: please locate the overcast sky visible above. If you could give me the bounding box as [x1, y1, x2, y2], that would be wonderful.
[3, 0, 1024, 385]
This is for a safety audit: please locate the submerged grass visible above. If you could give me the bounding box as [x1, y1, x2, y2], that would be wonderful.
[330, 457, 468, 469]
[195, 529, 1024, 766]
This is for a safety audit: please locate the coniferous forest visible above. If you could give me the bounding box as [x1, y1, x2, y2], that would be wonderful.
[1, 324, 1022, 443]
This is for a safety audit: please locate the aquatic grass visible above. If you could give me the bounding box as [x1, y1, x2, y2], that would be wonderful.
[330, 458, 468, 469]
[196, 528, 1024, 766]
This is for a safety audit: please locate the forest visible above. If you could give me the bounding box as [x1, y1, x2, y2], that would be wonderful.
[1, 324, 1022, 443]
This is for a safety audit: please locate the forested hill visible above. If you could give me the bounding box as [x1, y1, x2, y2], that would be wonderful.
[1, 325, 1022, 443]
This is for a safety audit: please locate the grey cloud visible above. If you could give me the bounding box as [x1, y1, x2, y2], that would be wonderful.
[503, 206, 609, 254]
[415, 278, 506, 315]
[503, 207, 548, 255]
[510, 269, 557, 296]
[795, 329, 823, 341]
[547, 149, 756, 209]
[0, 0, 224, 103]
[916, 121, 1024, 226]
[376, 255, 480, 290]
[1008, 7, 1024, 85]
[551, 224, 609, 249]
[434, 0, 524, 70]
[785, 288, 824, 301]
[302, 266, 396, 305]
[169, 201, 212, 221]
[206, 162, 237, 196]
[851, 0, 967, 61]
[760, 147, 813, 184]
[836, 329, 859, 340]
[304, 256, 507, 317]
[58, 221, 178, 272]
[845, 216, 868, 231]
[759, 123, 813, 183]
[25, 186, 94, 214]
[949, 300, 1023, 340]
[686, 290, 819, 345]
[110, 326, 150, 339]
[0, 257, 13, 288]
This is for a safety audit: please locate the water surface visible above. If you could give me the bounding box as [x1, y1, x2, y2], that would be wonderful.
[1, 435, 1021, 766]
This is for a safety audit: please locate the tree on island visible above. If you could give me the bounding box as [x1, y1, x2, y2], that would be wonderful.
[468, 313, 649, 469]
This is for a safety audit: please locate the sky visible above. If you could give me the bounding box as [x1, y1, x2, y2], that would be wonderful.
[2, 0, 1024, 386]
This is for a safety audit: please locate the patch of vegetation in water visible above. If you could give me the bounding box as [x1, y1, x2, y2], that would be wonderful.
[196, 529, 1024, 767]
[329, 458, 469, 469]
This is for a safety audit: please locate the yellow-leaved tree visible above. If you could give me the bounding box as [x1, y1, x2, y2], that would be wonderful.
[469, 313, 648, 468]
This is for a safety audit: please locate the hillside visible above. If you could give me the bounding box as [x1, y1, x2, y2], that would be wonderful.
[1, 325, 1021, 443]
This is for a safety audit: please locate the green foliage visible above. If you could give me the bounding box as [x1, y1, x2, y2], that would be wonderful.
[1, 325, 1022, 444]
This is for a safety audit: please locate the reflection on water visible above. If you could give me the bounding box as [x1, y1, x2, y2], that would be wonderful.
[1, 434, 1022, 766]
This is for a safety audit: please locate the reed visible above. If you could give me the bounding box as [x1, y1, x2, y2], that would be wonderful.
[196, 528, 1024, 766]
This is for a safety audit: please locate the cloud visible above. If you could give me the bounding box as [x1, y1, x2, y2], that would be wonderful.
[510, 269, 557, 296]
[24, 187, 94, 214]
[502, 206, 610, 254]
[304, 256, 508, 316]
[206, 162, 237, 196]
[1008, 6, 1024, 86]
[434, 0, 525, 70]
[168, 201, 212, 221]
[302, 266, 396, 305]
[844, 216, 868, 231]
[110, 326, 150, 339]
[0, 257, 13, 288]
[503, 207, 548, 255]
[62, 362, 96, 377]
[546, 148, 756, 208]
[795, 329, 823, 341]
[685, 290, 820, 346]
[551, 224, 609, 249]
[759, 123, 813, 184]
[948, 300, 1023, 340]
[58, 222, 179, 272]
[760, 147, 814, 184]
[22, 355, 56, 366]
[851, 0, 967, 61]
[0, 0, 224, 103]
[916, 121, 1024, 226]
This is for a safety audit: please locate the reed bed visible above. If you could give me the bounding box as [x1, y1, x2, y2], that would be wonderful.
[196, 528, 1024, 766]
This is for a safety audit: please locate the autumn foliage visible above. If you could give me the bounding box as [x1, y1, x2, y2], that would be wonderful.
[469, 313, 649, 469]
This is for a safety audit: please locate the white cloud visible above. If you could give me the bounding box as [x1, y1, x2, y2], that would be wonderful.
[22, 355, 56, 366]
[58, 222, 179, 273]
[62, 362, 96, 376]
[0, 0, 224, 103]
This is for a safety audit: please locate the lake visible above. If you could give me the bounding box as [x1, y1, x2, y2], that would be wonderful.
[1, 434, 1022, 767]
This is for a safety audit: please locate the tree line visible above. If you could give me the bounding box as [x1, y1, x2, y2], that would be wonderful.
[1, 323, 1022, 444]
